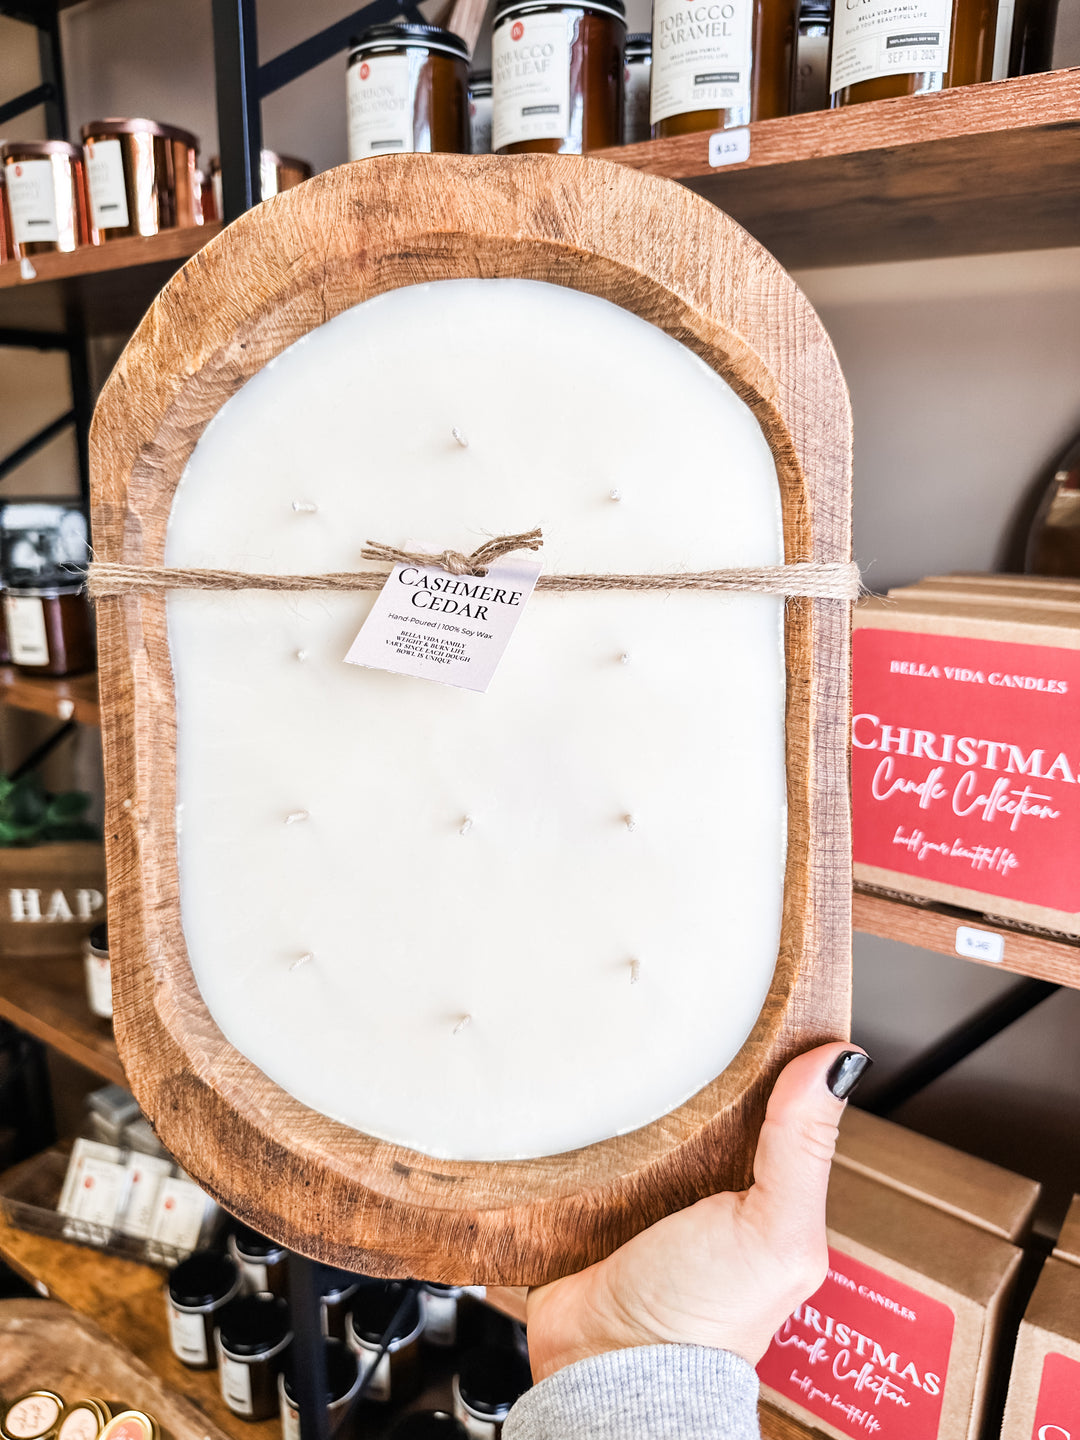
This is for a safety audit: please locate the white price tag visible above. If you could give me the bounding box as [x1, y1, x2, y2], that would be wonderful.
[148, 1175, 212, 1253]
[345, 547, 542, 693]
[955, 925, 1004, 964]
[708, 128, 751, 168]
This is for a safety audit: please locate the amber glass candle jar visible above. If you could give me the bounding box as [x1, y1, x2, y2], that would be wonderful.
[216, 1295, 292, 1421]
[229, 1223, 288, 1297]
[469, 72, 494, 152]
[624, 33, 653, 142]
[1, 142, 92, 257]
[650, 0, 796, 136]
[81, 119, 198, 239]
[0, 500, 93, 677]
[492, 0, 626, 154]
[830, 0, 996, 104]
[346, 1282, 424, 1405]
[347, 25, 470, 159]
[1008, 0, 1059, 72]
[278, 1341, 360, 1440]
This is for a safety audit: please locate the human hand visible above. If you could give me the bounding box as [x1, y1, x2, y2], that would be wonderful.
[525, 1043, 871, 1382]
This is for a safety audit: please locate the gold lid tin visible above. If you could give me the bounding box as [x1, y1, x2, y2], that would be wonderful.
[2, 1392, 65, 1440]
[96, 1415, 158, 1440]
[56, 1401, 111, 1440]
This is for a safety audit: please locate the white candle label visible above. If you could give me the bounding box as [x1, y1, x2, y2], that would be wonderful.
[280, 1398, 300, 1440]
[470, 93, 494, 154]
[708, 127, 750, 167]
[991, 0, 1015, 79]
[240, 1259, 269, 1293]
[830, 0, 952, 91]
[355, 1345, 392, 1402]
[168, 1301, 209, 1365]
[84, 138, 130, 230]
[219, 1352, 254, 1415]
[85, 947, 113, 1018]
[650, 0, 753, 127]
[492, 14, 572, 150]
[347, 54, 414, 160]
[624, 61, 653, 144]
[954, 924, 1004, 964]
[422, 1290, 458, 1344]
[345, 551, 542, 693]
[5, 160, 60, 245]
[5, 595, 49, 665]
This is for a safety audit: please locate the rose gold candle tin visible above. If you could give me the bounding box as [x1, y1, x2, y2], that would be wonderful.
[81, 118, 198, 240]
[0, 140, 92, 257]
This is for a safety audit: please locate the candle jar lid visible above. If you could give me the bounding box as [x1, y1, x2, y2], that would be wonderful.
[347, 1282, 423, 1349]
[2, 1393, 65, 1440]
[230, 1221, 286, 1263]
[281, 1339, 360, 1405]
[626, 32, 651, 56]
[169, 1250, 241, 1310]
[390, 1415, 469, 1440]
[493, 0, 626, 20]
[316, 1262, 363, 1301]
[217, 1294, 291, 1357]
[88, 922, 109, 957]
[454, 1347, 532, 1419]
[56, 1401, 111, 1440]
[420, 1281, 463, 1297]
[0, 500, 88, 590]
[1, 140, 83, 162]
[348, 22, 469, 60]
[81, 118, 199, 149]
[97, 1413, 158, 1440]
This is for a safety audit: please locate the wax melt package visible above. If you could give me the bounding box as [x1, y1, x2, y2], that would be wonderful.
[1000, 1258, 1080, 1439]
[1052, 1193, 1080, 1267]
[853, 580, 1080, 934]
[757, 1166, 1022, 1440]
[835, 1107, 1040, 1242]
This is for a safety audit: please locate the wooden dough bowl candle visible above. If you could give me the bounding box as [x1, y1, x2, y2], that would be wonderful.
[90, 152, 853, 1285]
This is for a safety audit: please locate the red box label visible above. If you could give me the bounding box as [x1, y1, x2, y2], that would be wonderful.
[852, 629, 1080, 913]
[757, 1248, 955, 1439]
[1031, 1351, 1080, 1440]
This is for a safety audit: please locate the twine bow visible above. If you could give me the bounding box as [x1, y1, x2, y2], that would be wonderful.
[361, 528, 544, 577]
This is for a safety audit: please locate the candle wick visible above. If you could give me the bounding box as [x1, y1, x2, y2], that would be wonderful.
[451, 427, 469, 449]
[290, 952, 315, 971]
[459, 816, 474, 836]
[619, 652, 630, 665]
[609, 489, 622, 501]
[623, 813, 637, 832]
[295, 649, 308, 662]
[629, 958, 641, 985]
[452, 1013, 472, 1035]
[292, 500, 319, 514]
[285, 810, 309, 825]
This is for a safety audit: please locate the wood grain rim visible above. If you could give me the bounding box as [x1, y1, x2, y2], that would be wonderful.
[91, 153, 852, 1283]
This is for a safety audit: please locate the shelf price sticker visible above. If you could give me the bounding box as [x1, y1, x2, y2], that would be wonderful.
[954, 925, 1004, 964]
[709, 128, 751, 169]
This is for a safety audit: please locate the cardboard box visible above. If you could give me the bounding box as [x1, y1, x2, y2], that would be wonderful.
[1052, 1194, 1080, 1268]
[836, 1108, 1040, 1243]
[853, 592, 1080, 933]
[1000, 1258, 1080, 1440]
[758, 1167, 1021, 1440]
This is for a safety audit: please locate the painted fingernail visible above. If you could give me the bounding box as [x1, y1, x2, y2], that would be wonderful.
[826, 1050, 872, 1100]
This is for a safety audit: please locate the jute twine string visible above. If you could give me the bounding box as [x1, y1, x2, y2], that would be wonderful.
[87, 527, 861, 601]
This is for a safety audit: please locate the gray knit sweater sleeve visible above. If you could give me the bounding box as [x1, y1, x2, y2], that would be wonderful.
[503, 1346, 762, 1440]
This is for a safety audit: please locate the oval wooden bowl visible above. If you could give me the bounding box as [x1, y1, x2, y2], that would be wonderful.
[91, 152, 852, 1286]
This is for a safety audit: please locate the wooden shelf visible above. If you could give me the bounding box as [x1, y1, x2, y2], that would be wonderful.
[0, 949, 122, 1084]
[0, 666, 99, 724]
[0, 1195, 277, 1440]
[854, 884, 1080, 988]
[596, 68, 1080, 268]
[0, 225, 221, 337]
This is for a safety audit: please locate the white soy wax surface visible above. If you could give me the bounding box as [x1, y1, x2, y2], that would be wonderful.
[166, 278, 786, 1161]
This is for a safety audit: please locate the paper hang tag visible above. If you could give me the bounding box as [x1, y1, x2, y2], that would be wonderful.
[344, 546, 542, 693]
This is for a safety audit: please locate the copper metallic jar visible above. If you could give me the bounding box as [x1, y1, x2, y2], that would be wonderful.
[829, 0, 996, 104]
[81, 118, 198, 239]
[649, 0, 797, 137]
[208, 151, 312, 219]
[492, 0, 626, 154]
[192, 169, 216, 225]
[347, 24, 470, 160]
[0, 141, 92, 257]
